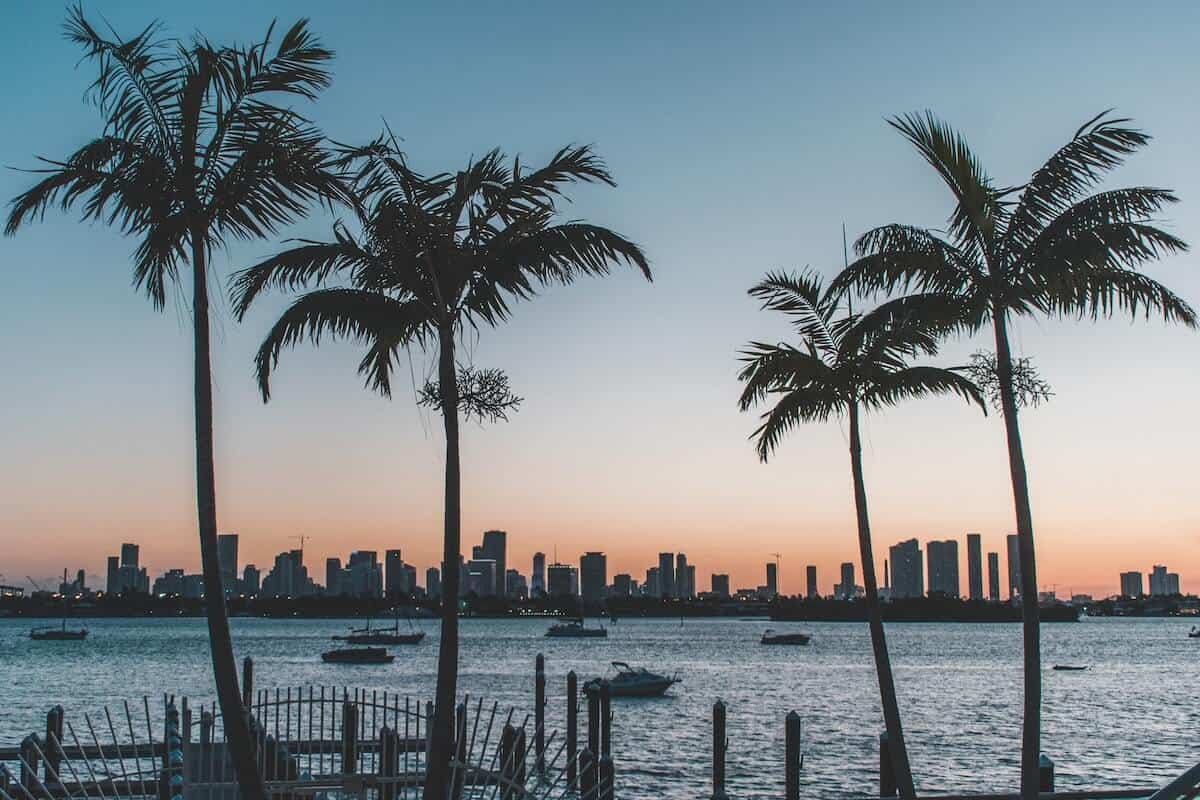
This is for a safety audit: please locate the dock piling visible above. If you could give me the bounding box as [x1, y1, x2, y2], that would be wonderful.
[785, 711, 801, 800]
[567, 671, 578, 789]
[599, 682, 612, 758]
[1040, 754, 1055, 792]
[379, 726, 399, 800]
[19, 735, 39, 793]
[535, 653, 546, 776]
[500, 724, 517, 800]
[242, 657, 254, 708]
[341, 700, 358, 774]
[586, 684, 600, 757]
[712, 700, 728, 800]
[880, 731, 897, 797]
[44, 705, 63, 780]
[598, 753, 614, 800]
[579, 747, 596, 799]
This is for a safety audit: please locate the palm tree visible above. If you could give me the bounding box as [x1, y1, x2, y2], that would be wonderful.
[229, 140, 650, 798]
[738, 269, 984, 800]
[832, 111, 1195, 799]
[6, 10, 342, 798]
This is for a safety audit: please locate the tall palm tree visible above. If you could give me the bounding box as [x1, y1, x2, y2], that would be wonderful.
[832, 111, 1195, 799]
[230, 140, 650, 798]
[738, 269, 985, 800]
[6, 10, 342, 798]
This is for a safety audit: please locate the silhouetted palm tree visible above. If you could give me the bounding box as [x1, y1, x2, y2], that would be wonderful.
[738, 270, 984, 800]
[230, 140, 650, 798]
[6, 10, 342, 798]
[833, 111, 1195, 800]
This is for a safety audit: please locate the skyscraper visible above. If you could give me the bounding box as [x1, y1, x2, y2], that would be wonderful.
[385, 549, 404, 597]
[426, 567, 441, 600]
[613, 573, 633, 597]
[711, 573, 730, 598]
[242, 564, 260, 595]
[466, 559, 497, 596]
[326, 557, 343, 596]
[675, 554, 690, 598]
[644, 567, 660, 598]
[217, 534, 238, 593]
[987, 552, 1000, 601]
[481, 530, 508, 597]
[927, 540, 960, 597]
[766, 562, 778, 597]
[120, 543, 139, 569]
[837, 562, 855, 599]
[531, 552, 546, 598]
[888, 539, 923, 598]
[1120, 571, 1143, 598]
[1148, 565, 1179, 596]
[966, 533, 983, 600]
[658, 553, 675, 599]
[580, 552, 607, 606]
[347, 551, 383, 597]
[547, 563, 576, 597]
[1006, 534, 1021, 599]
[805, 565, 818, 599]
[687, 565, 696, 599]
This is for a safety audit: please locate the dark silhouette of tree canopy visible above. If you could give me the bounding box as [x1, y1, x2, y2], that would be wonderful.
[5, 9, 343, 798]
[231, 138, 650, 798]
[738, 269, 985, 800]
[832, 110, 1195, 800]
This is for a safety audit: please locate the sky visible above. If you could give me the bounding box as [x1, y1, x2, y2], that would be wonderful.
[1, 1, 1198, 599]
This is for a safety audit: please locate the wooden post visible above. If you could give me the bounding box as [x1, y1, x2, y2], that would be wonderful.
[19, 736, 39, 792]
[712, 700, 727, 800]
[535, 653, 546, 776]
[242, 657, 254, 708]
[586, 685, 600, 757]
[785, 711, 801, 800]
[599, 682, 612, 758]
[199, 711, 213, 749]
[566, 671, 578, 789]
[379, 726, 399, 800]
[499, 724, 516, 800]
[579, 747, 595, 800]
[342, 700, 359, 775]
[1039, 754, 1055, 792]
[598, 754, 615, 800]
[44, 705, 64, 780]
[879, 731, 897, 797]
[515, 726, 527, 790]
[451, 703, 467, 800]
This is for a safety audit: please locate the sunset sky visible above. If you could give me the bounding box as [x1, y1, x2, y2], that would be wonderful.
[2, 1, 1198, 599]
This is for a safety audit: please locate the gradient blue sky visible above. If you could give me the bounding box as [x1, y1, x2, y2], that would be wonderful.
[2, 1, 1198, 597]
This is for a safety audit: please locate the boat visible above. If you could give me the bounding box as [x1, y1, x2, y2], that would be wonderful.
[585, 662, 680, 697]
[545, 617, 607, 638]
[333, 610, 425, 645]
[1052, 665, 1088, 671]
[30, 624, 88, 641]
[760, 629, 811, 645]
[321, 647, 395, 664]
[1189, 626, 1200, 639]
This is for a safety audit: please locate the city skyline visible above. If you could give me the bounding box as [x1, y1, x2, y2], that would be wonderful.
[3, 2, 1200, 600]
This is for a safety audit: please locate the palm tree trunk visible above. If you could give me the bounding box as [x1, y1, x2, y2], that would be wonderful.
[190, 229, 267, 800]
[848, 400, 916, 799]
[424, 325, 461, 800]
[992, 309, 1041, 800]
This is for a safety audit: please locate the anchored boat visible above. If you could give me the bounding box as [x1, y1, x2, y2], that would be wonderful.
[30, 623, 88, 641]
[585, 662, 680, 697]
[760, 629, 811, 645]
[321, 647, 395, 664]
[545, 617, 607, 638]
[333, 610, 425, 645]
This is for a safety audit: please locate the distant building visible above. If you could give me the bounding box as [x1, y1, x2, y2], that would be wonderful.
[927, 540, 960, 598]
[182, 574, 205, 599]
[1006, 534, 1021, 600]
[242, 564, 260, 595]
[805, 565, 818, 599]
[766, 562, 778, 598]
[426, 567, 441, 601]
[467, 559, 498, 596]
[480, 531, 508, 597]
[889, 539, 923, 599]
[644, 567, 660, 598]
[121, 543, 139, 569]
[1148, 565, 1180, 597]
[153, 569, 185, 596]
[837, 563, 855, 599]
[612, 573, 633, 597]
[580, 552, 607, 605]
[217, 534, 238, 595]
[106, 544, 149, 595]
[326, 558, 344, 596]
[506, 569, 527, 599]
[261, 549, 316, 597]
[987, 552, 1000, 602]
[966, 533, 983, 600]
[531, 553, 546, 598]
[711, 573, 730, 598]
[687, 565, 696, 599]
[658, 553, 675, 599]
[675, 554, 691, 598]
[547, 563, 576, 598]
[385, 550, 404, 597]
[1071, 594, 1094, 604]
[347, 551, 383, 597]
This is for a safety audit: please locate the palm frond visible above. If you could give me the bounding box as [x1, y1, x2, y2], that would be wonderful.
[748, 385, 844, 462]
[748, 270, 838, 357]
[1034, 259, 1197, 327]
[860, 365, 986, 415]
[835, 224, 978, 299]
[736, 341, 836, 411]
[473, 144, 615, 233]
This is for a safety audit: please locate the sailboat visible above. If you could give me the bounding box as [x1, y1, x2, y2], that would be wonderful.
[333, 608, 425, 645]
[31, 572, 88, 640]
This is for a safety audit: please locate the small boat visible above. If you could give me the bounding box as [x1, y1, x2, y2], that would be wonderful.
[1189, 626, 1200, 639]
[585, 662, 680, 697]
[321, 647, 394, 664]
[334, 610, 425, 645]
[545, 618, 607, 638]
[761, 629, 811, 645]
[1052, 665, 1088, 671]
[30, 625, 88, 641]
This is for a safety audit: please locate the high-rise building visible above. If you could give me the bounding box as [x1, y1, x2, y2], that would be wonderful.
[1120, 571, 1144, 598]
[612, 574, 633, 597]
[687, 565, 696, 599]
[927, 540, 960, 598]
[326, 558, 343, 596]
[547, 563, 576, 598]
[107, 545, 149, 594]
[480, 530, 507, 597]
[805, 565, 818, 599]
[243, 564, 260, 595]
[658, 553, 675, 599]
[580, 552, 607, 606]
[675, 554, 689, 598]
[531, 552, 546, 598]
[987, 552, 1000, 602]
[966, 533, 983, 600]
[837, 562, 855, 599]
[106, 556, 119, 595]
[888, 539, 923, 598]
[347, 551, 383, 597]
[466, 559, 498, 596]
[1168, 573, 1181, 595]
[261, 549, 316, 597]
[1148, 565, 1179, 596]
[711, 574, 730, 598]
[506, 569, 527, 598]
[217, 534, 238, 594]
[426, 567, 441, 600]
[1006, 534, 1021, 600]
[766, 562, 778, 597]
[644, 567, 660, 598]
[120, 543, 139, 568]
[385, 549, 404, 597]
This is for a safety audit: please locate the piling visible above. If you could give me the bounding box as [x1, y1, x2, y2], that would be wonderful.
[451, 703, 467, 800]
[567, 671, 578, 789]
[586, 684, 601, 756]
[19, 735, 39, 792]
[500, 724, 517, 800]
[44, 705, 63, 779]
[242, 657, 254, 708]
[712, 700, 728, 800]
[785, 711, 801, 800]
[341, 700, 359, 774]
[535, 653, 546, 775]
[1039, 754, 1055, 792]
[515, 726, 528, 789]
[379, 726, 399, 800]
[880, 731, 897, 797]
[599, 682, 612, 758]
[579, 747, 596, 799]
[598, 753, 615, 800]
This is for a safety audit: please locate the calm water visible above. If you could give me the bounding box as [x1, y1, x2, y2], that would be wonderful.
[1, 616, 1197, 798]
